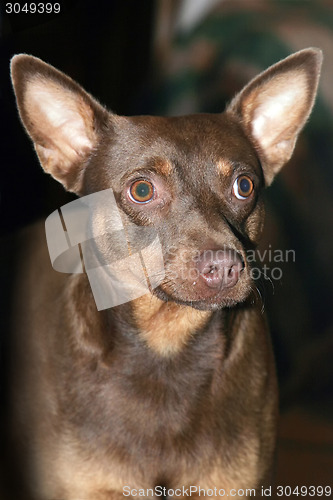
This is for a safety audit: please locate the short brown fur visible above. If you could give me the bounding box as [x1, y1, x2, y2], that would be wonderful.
[6, 49, 322, 499]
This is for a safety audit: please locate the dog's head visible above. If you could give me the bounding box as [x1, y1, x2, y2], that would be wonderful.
[11, 49, 322, 311]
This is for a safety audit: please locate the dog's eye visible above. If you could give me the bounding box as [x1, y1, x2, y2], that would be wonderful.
[233, 175, 254, 200]
[129, 180, 155, 203]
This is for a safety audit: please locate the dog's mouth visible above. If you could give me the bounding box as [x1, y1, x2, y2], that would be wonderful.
[153, 247, 252, 311]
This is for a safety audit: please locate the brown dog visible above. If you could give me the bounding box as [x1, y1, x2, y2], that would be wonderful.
[7, 49, 321, 499]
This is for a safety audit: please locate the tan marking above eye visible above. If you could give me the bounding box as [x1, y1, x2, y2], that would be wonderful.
[217, 159, 233, 176]
[153, 159, 173, 176]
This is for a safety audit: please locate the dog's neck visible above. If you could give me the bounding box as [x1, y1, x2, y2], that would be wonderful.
[65, 273, 218, 360]
[131, 294, 212, 356]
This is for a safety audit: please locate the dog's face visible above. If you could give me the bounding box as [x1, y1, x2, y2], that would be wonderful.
[82, 112, 263, 310]
[10, 50, 322, 311]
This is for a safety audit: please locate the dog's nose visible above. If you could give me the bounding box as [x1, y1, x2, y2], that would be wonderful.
[196, 249, 244, 289]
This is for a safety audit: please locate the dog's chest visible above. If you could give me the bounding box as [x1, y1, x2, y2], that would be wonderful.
[39, 346, 260, 499]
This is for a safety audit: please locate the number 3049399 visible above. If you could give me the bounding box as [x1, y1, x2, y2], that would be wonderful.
[277, 485, 332, 497]
[5, 3, 61, 14]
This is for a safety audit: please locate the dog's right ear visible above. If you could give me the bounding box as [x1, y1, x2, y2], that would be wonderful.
[11, 54, 110, 194]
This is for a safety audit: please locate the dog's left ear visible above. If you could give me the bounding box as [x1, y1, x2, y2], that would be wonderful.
[228, 48, 322, 185]
[11, 54, 110, 193]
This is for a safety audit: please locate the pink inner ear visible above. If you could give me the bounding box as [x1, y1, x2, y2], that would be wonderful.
[245, 70, 310, 167]
[25, 78, 96, 162]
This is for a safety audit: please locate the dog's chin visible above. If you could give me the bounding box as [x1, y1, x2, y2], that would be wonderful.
[152, 285, 252, 311]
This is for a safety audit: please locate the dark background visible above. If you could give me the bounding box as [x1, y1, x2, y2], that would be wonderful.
[0, 0, 156, 234]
